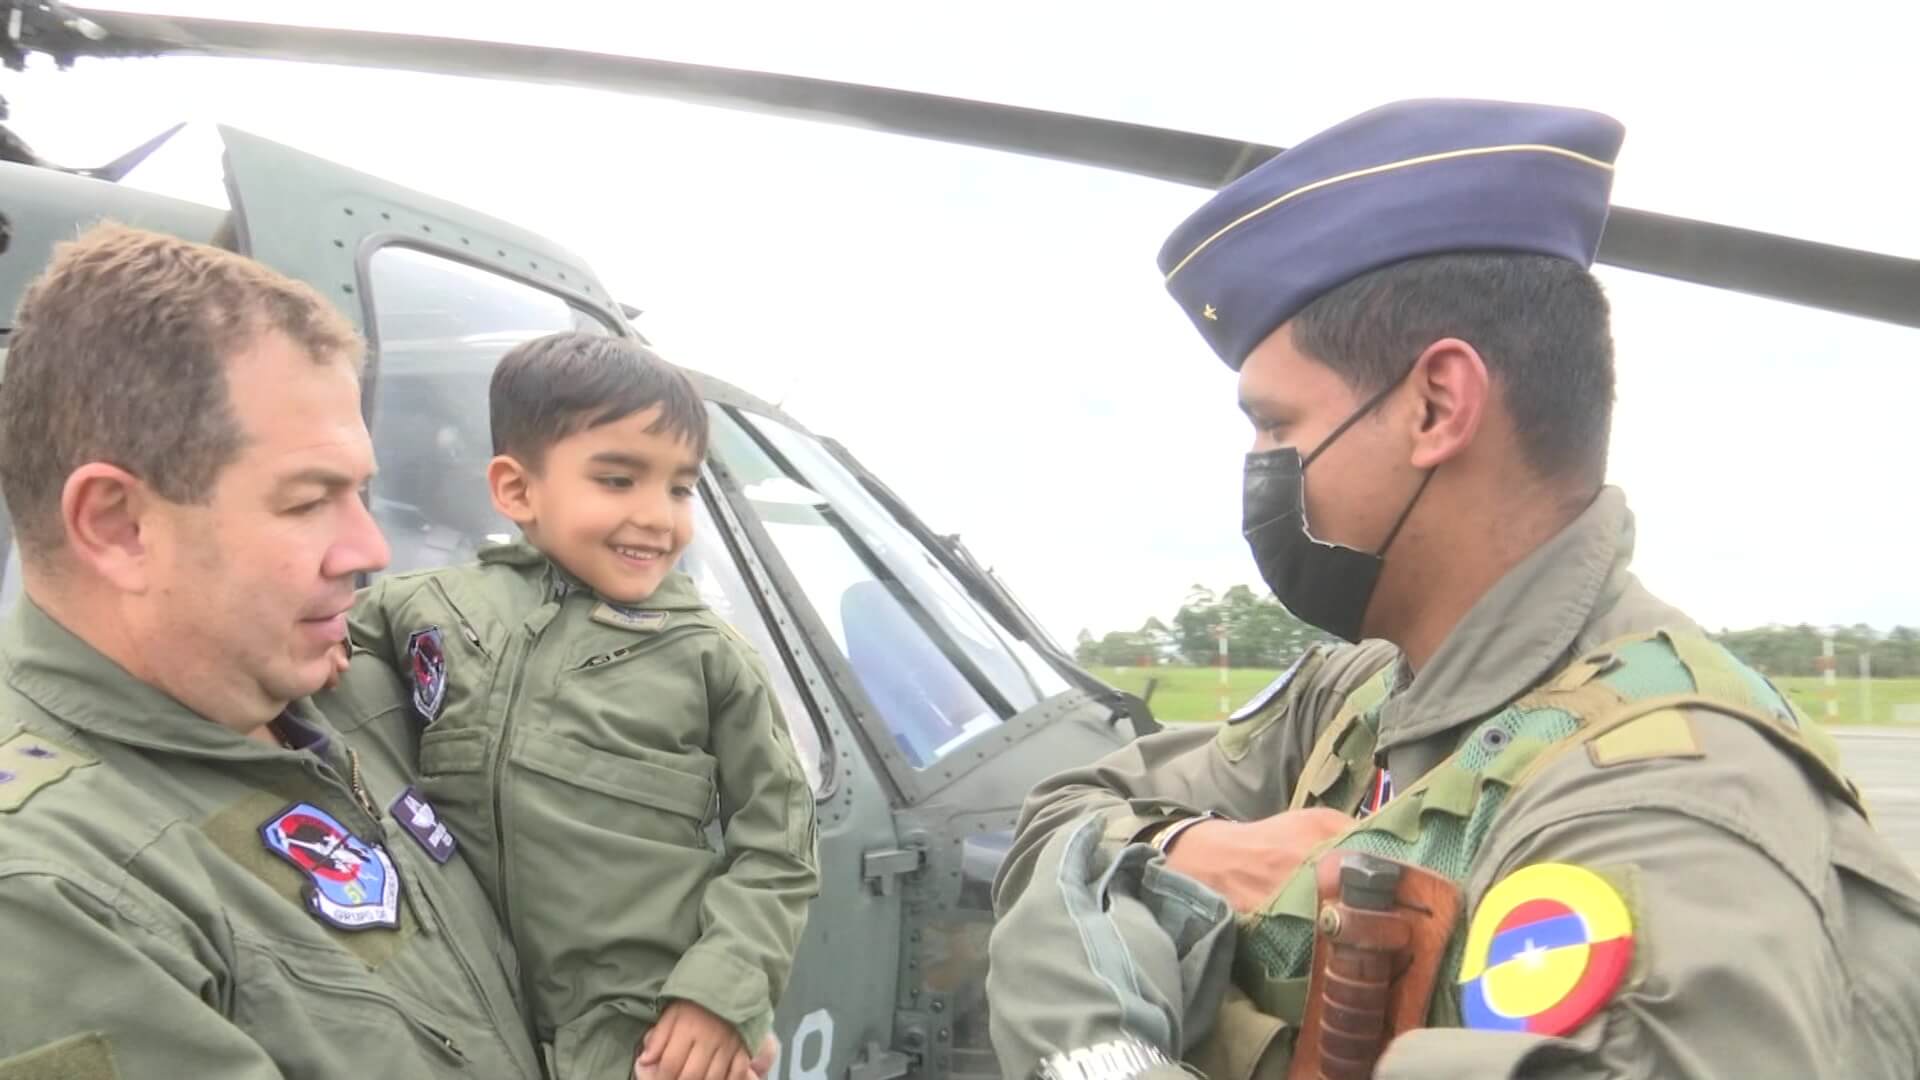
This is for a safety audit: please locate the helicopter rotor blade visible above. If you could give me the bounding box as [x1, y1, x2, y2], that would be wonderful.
[56, 9, 1920, 328]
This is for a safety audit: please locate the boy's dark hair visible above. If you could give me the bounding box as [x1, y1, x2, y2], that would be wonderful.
[489, 332, 708, 467]
[1290, 252, 1615, 484]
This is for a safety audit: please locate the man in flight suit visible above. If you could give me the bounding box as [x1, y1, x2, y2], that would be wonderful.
[985, 99, 1920, 1079]
[0, 223, 544, 1077]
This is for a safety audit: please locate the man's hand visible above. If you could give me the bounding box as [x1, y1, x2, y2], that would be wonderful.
[635, 1000, 751, 1080]
[321, 641, 350, 691]
[1164, 808, 1354, 914]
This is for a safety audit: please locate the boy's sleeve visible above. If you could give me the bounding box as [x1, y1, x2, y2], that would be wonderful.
[345, 577, 404, 668]
[658, 636, 821, 1051]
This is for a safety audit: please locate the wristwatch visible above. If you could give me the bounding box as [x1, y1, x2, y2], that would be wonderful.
[1151, 810, 1222, 856]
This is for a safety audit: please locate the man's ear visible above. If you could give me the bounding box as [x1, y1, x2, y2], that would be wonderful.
[488, 454, 537, 526]
[1405, 337, 1490, 470]
[59, 463, 155, 594]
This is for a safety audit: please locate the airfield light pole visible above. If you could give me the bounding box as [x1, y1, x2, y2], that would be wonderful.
[1861, 652, 1873, 724]
[1822, 633, 1839, 723]
[1217, 624, 1230, 721]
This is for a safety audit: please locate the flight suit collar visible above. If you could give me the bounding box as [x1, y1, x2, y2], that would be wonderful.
[1, 594, 341, 763]
[1373, 485, 1636, 753]
[477, 538, 707, 613]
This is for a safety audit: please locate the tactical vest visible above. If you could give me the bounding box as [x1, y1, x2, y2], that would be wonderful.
[1235, 627, 1868, 1029]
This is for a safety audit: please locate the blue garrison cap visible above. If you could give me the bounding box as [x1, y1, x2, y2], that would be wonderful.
[1158, 99, 1626, 370]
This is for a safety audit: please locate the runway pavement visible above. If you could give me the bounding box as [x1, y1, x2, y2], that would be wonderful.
[1834, 728, 1920, 865]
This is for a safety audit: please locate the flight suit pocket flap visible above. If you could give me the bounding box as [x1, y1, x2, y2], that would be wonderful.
[513, 732, 716, 822]
[419, 728, 489, 775]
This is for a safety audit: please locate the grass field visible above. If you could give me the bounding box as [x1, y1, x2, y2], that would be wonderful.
[1091, 665, 1920, 726]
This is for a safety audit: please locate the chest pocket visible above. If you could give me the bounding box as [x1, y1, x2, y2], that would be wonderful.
[230, 932, 470, 1074]
[510, 730, 718, 850]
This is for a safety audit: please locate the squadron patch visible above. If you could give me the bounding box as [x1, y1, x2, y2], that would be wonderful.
[1457, 862, 1634, 1035]
[406, 626, 448, 723]
[259, 802, 401, 931]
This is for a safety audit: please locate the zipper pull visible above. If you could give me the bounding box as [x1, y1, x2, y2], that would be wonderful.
[347, 746, 381, 824]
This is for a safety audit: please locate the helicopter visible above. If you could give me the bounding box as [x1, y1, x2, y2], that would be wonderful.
[3, 6, 1917, 1080]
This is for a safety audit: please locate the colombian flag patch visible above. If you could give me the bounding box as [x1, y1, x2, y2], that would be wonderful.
[1457, 862, 1634, 1035]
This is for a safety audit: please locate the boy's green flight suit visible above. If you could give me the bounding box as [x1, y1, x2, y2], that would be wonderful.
[349, 541, 820, 1080]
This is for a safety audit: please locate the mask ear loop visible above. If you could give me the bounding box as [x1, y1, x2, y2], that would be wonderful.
[1301, 366, 1414, 470]
[1375, 465, 1435, 559]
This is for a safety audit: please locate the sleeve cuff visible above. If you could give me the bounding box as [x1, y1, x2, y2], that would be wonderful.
[660, 945, 775, 1051]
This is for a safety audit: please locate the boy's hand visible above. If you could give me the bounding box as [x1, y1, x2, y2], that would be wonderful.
[635, 1000, 750, 1080]
[321, 640, 350, 691]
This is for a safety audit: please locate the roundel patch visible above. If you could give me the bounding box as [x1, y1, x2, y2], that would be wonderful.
[1457, 862, 1634, 1035]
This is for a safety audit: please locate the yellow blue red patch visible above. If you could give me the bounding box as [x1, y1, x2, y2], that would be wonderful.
[1457, 862, 1634, 1035]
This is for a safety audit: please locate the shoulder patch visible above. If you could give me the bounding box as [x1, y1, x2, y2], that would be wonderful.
[1228, 651, 1314, 724]
[1457, 862, 1635, 1035]
[404, 626, 448, 723]
[1587, 708, 1701, 768]
[1215, 648, 1327, 762]
[0, 732, 97, 813]
[591, 603, 671, 633]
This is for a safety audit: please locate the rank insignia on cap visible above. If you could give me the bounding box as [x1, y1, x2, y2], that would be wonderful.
[260, 803, 401, 931]
[406, 626, 447, 723]
[1457, 862, 1634, 1035]
[591, 603, 670, 633]
[390, 786, 457, 864]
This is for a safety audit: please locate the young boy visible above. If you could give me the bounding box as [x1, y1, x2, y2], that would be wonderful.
[341, 331, 819, 1080]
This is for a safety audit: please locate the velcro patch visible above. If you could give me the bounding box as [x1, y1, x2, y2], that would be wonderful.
[1587, 709, 1701, 768]
[0, 732, 97, 813]
[590, 603, 670, 633]
[0, 1031, 120, 1079]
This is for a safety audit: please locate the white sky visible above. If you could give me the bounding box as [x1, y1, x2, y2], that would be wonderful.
[9, 1, 1919, 642]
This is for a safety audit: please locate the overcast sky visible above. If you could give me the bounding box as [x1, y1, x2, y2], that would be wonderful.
[10, 0, 1918, 643]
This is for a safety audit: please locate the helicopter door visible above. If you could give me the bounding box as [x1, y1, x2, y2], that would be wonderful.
[219, 125, 907, 1079]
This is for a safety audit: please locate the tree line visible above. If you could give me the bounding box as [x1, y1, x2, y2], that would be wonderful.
[1074, 585, 1920, 678]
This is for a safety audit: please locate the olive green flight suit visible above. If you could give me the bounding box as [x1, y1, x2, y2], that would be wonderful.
[0, 596, 543, 1079]
[986, 486, 1920, 1079]
[347, 542, 819, 1080]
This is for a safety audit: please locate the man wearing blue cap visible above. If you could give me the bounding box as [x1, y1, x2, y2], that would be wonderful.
[984, 100, 1920, 1080]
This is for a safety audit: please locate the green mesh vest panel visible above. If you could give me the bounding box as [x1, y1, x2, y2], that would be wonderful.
[1231, 629, 1846, 1026]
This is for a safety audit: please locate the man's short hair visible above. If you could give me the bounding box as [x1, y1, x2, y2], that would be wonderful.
[1290, 252, 1615, 482]
[489, 332, 709, 469]
[0, 222, 364, 553]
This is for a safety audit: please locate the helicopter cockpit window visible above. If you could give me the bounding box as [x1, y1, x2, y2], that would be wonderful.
[364, 245, 612, 575]
[705, 404, 1063, 770]
[679, 490, 830, 795]
[739, 411, 1070, 704]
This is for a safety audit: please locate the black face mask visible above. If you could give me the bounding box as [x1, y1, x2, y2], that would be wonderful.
[1241, 376, 1434, 644]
